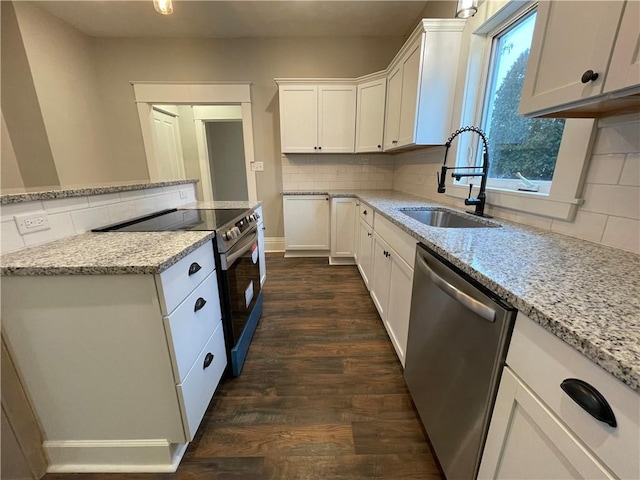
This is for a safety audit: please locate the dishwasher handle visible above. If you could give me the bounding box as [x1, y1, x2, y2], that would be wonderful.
[416, 252, 496, 322]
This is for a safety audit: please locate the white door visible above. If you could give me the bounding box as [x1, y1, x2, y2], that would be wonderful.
[279, 85, 318, 153]
[397, 41, 421, 148]
[605, 0, 640, 93]
[152, 109, 186, 180]
[355, 78, 386, 153]
[519, 1, 624, 115]
[386, 253, 413, 366]
[370, 232, 391, 319]
[283, 195, 330, 251]
[357, 219, 373, 290]
[317, 85, 356, 153]
[478, 368, 614, 480]
[384, 65, 403, 151]
[330, 198, 356, 257]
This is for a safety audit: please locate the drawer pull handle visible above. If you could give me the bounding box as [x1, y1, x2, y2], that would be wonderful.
[188, 262, 202, 276]
[203, 352, 214, 369]
[363, 210, 367, 215]
[580, 69, 599, 84]
[560, 378, 617, 427]
[194, 297, 207, 312]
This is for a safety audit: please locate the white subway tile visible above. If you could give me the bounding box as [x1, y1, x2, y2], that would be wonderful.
[43, 196, 89, 213]
[298, 182, 314, 191]
[282, 165, 298, 174]
[144, 187, 165, 197]
[550, 211, 607, 243]
[1, 220, 26, 253]
[162, 185, 180, 193]
[108, 201, 138, 223]
[71, 206, 111, 233]
[282, 181, 299, 191]
[23, 212, 75, 247]
[120, 190, 147, 201]
[179, 188, 196, 203]
[88, 192, 122, 207]
[581, 184, 640, 219]
[134, 197, 158, 215]
[585, 154, 625, 185]
[0, 201, 45, 222]
[155, 193, 174, 211]
[601, 216, 640, 254]
[593, 123, 640, 154]
[619, 154, 640, 187]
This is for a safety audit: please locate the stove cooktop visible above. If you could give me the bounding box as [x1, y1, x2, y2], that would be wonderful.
[93, 208, 250, 232]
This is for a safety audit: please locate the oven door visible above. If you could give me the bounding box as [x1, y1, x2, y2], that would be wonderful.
[221, 227, 262, 347]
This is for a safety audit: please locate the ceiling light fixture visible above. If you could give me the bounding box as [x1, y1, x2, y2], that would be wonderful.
[456, 0, 478, 18]
[153, 0, 173, 15]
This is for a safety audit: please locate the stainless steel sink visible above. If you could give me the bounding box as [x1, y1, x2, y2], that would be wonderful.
[399, 208, 499, 228]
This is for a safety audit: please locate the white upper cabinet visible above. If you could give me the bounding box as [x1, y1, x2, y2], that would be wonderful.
[277, 82, 356, 154]
[355, 78, 386, 153]
[519, 0, 640, 118]
[383, 66, 403, 151]
[384, 20, 465, 150]
[278, 84, 318, 153]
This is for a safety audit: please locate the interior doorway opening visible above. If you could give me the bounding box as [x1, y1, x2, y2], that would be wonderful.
[206, 120, 248, 202]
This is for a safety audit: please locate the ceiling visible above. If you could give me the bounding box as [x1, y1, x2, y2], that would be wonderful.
[32, 1, 434, 39]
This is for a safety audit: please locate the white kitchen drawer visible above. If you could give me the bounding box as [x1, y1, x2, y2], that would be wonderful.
[157, 241, 215, 315]
[373, 214, 417, 268]
[176, 321, 226, 441]
[359, 202, 374, 227]
[163, 271, 222, 383]
[507, 312, 640, 479]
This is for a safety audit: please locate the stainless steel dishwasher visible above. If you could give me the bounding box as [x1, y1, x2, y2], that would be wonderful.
[405, 244, 515, 480]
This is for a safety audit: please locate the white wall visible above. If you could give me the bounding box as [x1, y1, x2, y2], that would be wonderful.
[392, 114, 640, 254]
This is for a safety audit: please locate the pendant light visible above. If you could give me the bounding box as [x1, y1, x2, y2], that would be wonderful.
[456, 0, 478, 18]
[153, 0, 173, 15]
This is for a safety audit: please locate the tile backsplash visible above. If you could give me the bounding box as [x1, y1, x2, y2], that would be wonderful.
[0, 184, 196, 253]
[391, 114, 640, 254]
[282, 154, 394, 191]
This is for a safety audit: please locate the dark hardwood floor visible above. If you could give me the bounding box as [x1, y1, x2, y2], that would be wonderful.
[44, 255, 442, 480]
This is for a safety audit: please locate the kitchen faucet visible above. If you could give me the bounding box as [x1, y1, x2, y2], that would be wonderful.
[437, 126, 490, 217]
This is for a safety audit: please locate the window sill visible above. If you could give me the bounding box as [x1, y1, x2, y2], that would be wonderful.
[446, 184, 583, 221]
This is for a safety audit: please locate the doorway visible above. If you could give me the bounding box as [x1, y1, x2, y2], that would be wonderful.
[206, 121, 248, 202]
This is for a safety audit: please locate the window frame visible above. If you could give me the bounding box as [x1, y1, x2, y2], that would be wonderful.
[446, 0, 596, 221]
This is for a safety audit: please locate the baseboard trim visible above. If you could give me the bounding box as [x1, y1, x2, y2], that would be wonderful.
[265, 237, 285, 252]
[44, 439, 187, 473]
[284, 250, 329, 258]
[329, 257, 356, 266]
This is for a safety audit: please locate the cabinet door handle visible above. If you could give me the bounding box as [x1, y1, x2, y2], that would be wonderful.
[188, 262, 202, 276]
[367, 232, 372, 237]
[581, 70, 599, 84]
[194, 297, 207, 312]
[363, 210, 367, 215]
[314, 146, 318, 150]
[378, 145, 382, 149]
[318, 146, 322, 150]
[392, 140, 398, 144]
[560, 378, 617, 427]
[203, 352, 214, 369]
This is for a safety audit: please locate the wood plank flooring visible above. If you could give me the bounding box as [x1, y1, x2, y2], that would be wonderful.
[44, 255, 443, 480]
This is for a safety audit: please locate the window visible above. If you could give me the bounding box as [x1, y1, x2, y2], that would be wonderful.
[449, 0, 596, 221]
[480, 9, 565, 192]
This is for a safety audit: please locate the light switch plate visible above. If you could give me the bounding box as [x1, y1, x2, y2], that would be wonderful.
[251, 162, 264, 171]
[15, 212, 51, 235]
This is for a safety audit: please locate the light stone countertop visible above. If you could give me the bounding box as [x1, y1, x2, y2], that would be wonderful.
[0, 179, 199, 204]
[0, 200, 261, 276]
[283, 190, 640, 392]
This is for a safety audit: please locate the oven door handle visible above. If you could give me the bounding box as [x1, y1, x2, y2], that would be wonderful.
[224, 229, 258, 269]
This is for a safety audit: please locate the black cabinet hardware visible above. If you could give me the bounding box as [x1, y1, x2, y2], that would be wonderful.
[581, 70, 599, 84]
[188, 262, 201, 276]
[560, 378, 617, 427]
[203, 353, 214, 369]
[194, 297, 207, 312]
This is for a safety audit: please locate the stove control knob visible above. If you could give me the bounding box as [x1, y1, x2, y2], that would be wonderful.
[222, 231, 230, 241]
[233, 227, 241, 236]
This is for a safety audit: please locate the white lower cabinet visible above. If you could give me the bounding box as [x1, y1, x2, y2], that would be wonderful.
[479, 312, 639, 480]
[371, 232, 392, 319]
[330, 197, 357, 264]
[356, 218, 373, 289]
[479, 367, 614, 480]
[283, 195, 330, 255]
[256, 206, 267, 286]
[1, 242, 225, 473]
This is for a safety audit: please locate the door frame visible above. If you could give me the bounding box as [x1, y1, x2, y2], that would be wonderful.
[132, 82, 257, 202]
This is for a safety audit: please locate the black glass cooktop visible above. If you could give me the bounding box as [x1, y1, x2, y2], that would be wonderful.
[93, 209, 249, 232]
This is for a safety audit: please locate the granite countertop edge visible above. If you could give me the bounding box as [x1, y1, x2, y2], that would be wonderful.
[283, 190, 640, 392]
[1, 179, 199, 205]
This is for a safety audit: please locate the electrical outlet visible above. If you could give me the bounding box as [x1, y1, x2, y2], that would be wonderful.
[251, 162, 264, 172]
[179, 190, 188, 199]
[361, 157, 370, 165]
[15, 212, 51, 235]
